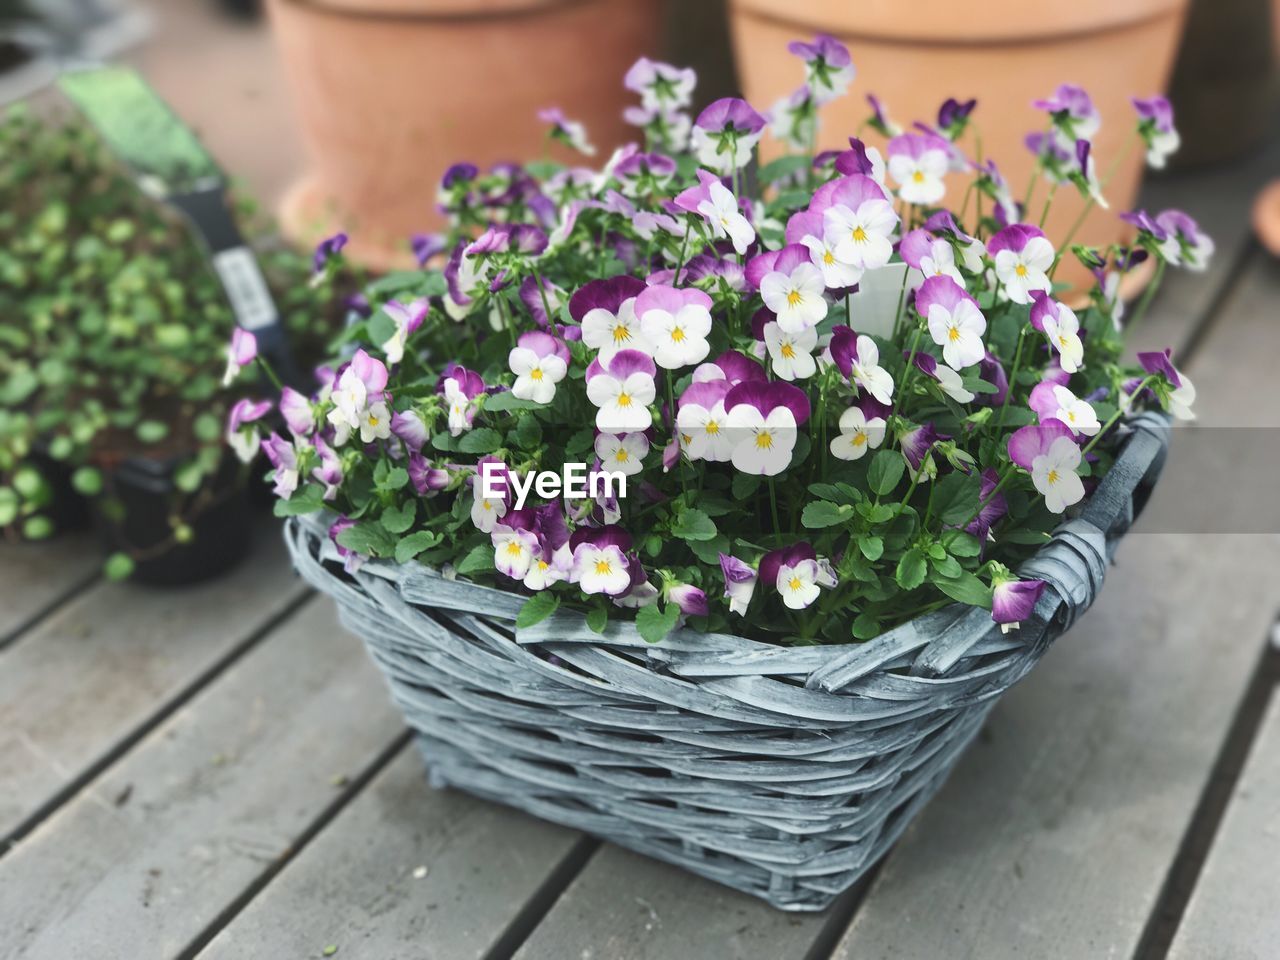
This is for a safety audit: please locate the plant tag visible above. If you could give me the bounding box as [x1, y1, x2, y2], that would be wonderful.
[213, 246, 277, 331]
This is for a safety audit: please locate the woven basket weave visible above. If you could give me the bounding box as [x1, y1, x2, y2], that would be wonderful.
[284, 412, 1170, 911]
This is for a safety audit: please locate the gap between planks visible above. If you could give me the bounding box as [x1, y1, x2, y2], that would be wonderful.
[175, 729, 415, 960]
[0, 590, 316, 858]
[1134, 614, 1280, 960]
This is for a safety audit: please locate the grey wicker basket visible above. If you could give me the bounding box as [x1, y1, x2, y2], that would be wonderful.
[284, 412, 1171, 911]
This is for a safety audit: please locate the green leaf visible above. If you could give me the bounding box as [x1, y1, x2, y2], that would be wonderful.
[636, 603, 680, 644]
[336, 522, 396, 557]
[272, 485, 326, 516]
[458, 428, 503, 454]
[858, 535, 884, 561]
[193, 412, 221, 443]
[758, 154, 812, 184]
[516, 591, 560, 629]
[688, 533, 730, 565]
[71, 466, 103, 497]
[394, 530, 441, 564]
[586, 606, 609, 634]
[933, 471, 982, 526]
[671, 508, 717, 541]
[851, 612, 881, 641]
[456, 543, 495, 576]
[930, 554, 963, 579]
[381, 501, 416, 534]
[513, 414, 542, 449]
[732, 472, 762, 500]
[808, 482, 862, 505]
[934, 571, 993, 608]
[858, 502, 896, 525]
[22, 515, 53, 540]
[867, 450, 905, 497]
[948, 532, 983, 557]
[173, 462, 205, 494]
[103, 552, 135, 581]
[895, 547, 928, 591]
[135, 419, 168, 444]
[484, 392, 543, 413]
[801, 500, 854, 529]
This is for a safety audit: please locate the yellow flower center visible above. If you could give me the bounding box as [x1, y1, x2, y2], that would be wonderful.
[912, 171, 925, 184]
[705, 420, 720, 435]
[1058, 335, 1070, 348]
[1014, 264, 1028, 278]
[852, 431, 867, 446]
[755, 431, 774, 450]
[615, 448, 630, 462]
[680, 432, 693, 445]
[852, 226, 868, 242]
[823, 250, 835, 265]
[788, 576, 803, 591]
[1067, 411, 1076, 422]
[780, 342, 796, 359]
[531, 368, 544, 381]
[671, 326, 686, 342]
[1046, 469, 1060, 485]
[617, 392, 632, 407]
[948, 326, 961, 342]
[594, 559, 613, 576]
[786, 289, 803, 308]
[537, 560, 549, 572]
[367, 414, 379, 426]
[506, 541, 524, 557]
[612, 325, 631, 344]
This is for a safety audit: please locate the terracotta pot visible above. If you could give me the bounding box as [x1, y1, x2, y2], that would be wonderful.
[269, 0, 662, 270]
[728, 0, 1190, 297]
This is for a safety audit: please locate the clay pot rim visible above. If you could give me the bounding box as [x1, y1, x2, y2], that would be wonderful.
[1253, 179, 1280, 258]
[276, 0, 594, 23]
[728, 0, 1189, 47]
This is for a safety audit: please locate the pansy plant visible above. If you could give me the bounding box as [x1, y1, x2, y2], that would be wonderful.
[244, 44, 1207, 645]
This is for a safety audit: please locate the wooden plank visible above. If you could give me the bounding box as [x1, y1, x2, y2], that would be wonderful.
[0, 525, 307, 845]
[512, 846, 831, 960]
[0, 599, 405, 960]
[829, 246, 1280, 956]
[198, 749, 586, 960]
[1168, 690, 1280, 960]
[0, 534, 98, 646]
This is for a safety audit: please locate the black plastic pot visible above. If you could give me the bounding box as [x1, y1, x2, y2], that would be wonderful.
[93, 452, 253, 587]
[27, 446, 93, 536]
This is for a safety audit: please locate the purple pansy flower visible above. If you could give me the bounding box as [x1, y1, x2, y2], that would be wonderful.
[988, 224, 1054, 304]
[886, 131, 950, 205]
[313, 231, 347, 274]
[691, 97, 766, 173]
[221, 327, 257, 387]
[966, 468, 1008, 542]
[261, 432, 300, 500]
[668, 582, 709, 617]
[916, 275, 986, 369]
[312, 434, 343, 500]
[1137, 348, 1197, 419]
[1033, 84, 1100, 145]
[722, 380, 811, 476]
[226, 397, 272, 463]
[380, 298, 429, 365]
[991, 576, 1046, 632]
[538, 106, 595, 156]
[899, 421, 941, 473]
[1007, 421, 1085, 513]
[585, 349, 657, 432]
[279, 387, 315, 438]
[328, 517, 365, 575]
[829, 325, 895, 405]
[1132, 95, 1179, 168]
[719, 553, 757, 616]
[759, 541, 836, 610]
[787, 34, 854, 104]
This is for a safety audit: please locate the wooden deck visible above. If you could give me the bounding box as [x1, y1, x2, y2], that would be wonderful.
[4, 146, 1280, 959]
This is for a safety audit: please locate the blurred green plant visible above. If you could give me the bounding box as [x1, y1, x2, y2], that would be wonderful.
[0, 105, 345, 573]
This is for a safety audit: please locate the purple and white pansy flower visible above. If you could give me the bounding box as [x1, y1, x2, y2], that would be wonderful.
[1028, 380, 1100, 437]
[988, 224, 1055, 304]
[722, 380, 811, 476]
[379, 298, 429, 366]
[439, 363, 486, 437]
[1138, 348, 1197, 420]
[636, 284, 714, 369]
[585, 349, 657, 431]
[1034, 83, 1100, 147]
[328, 349, 391, 446]
[691, 97, 766, 173]
[918, 275, 987, 370]
[1008, 420, 1085, 513]
[760, 542, 836, 610]
[1030, 292, 1085, 374]
[538, 107, 595, 156]
[718, 552, 757, 616]
[755, 243, 828, 333]
[508, 331, 570, 404]
[886, 131, 950, 205]
[676, 380, 735, 463]
[830, 325, 895, 405]
[1132, 96, 1179, 169]
[569, 526, 634, 596]
[991, 571, 1047, 633]
[226, 397, 271, 464]
[829, 404, 886, 461]
[788, 34, 855, 104]
[222, 328, 257, 387]
[912, 351, 975, 404]
[573, 275, 650, 362]
[595, 431, 649, 476]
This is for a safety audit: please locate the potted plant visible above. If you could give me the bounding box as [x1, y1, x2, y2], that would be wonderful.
[266, 0, 663, 271]
[725, 0, 1191, 299]
[250, 43, 1208, 909]
[0, 106, 337, 583]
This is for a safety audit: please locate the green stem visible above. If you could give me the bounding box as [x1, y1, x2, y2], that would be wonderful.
[997, 327, 1027, 430]
[942, 468, 1013, 548]
[1081, 375, 1159, 456]
[768, 478, 782, 538]
[891, 323, 925, 425]
[1124, 259, 1166, 338]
